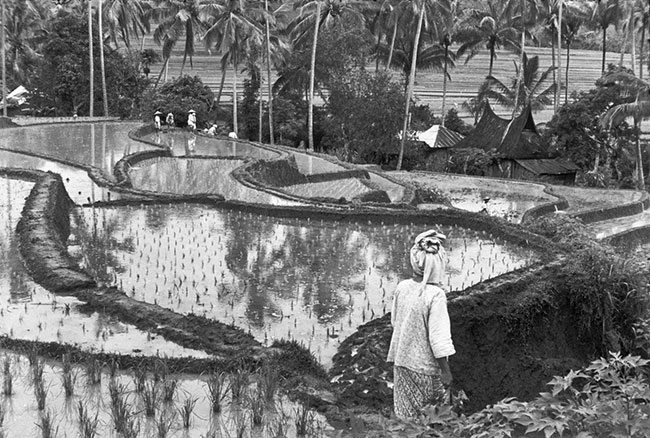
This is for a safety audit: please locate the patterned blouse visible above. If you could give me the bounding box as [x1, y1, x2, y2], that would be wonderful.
[387, 279, 455, 375]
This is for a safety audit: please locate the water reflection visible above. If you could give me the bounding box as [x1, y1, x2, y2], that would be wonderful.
[73, 203, 537, 366]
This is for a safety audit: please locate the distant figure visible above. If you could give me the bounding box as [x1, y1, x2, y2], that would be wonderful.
[154, 111, 162, 130]
[387, 229, 454, 420]
[228, 131, 238, 139]
[207, 123, 219, 136]
[187, 109, 197, 131]
[166, 112, 175, 127]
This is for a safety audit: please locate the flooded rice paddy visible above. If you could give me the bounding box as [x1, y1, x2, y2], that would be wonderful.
[71, 203, 537, 366]
[0, 349, 327, 437]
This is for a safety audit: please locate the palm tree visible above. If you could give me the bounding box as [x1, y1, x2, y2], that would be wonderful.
[281, 0, 365, 150]
[397, 0, 425, 171]
[536, 0, 563, 111]
[1, 0, 6, 118]
[600, 70, 650, 189]
[459, 0, 520, 77]
[150, 0, 205, 85]
[591, 0, 623, 74]
[88, 0, 93, 116]
[103, 0, 151, 49]
[201, 0, 265, 137]
[480, 52, 557, 114]
[562, 3, 587, 102]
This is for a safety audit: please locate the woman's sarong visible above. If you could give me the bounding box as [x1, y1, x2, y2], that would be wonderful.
[393, 365, 446, 420]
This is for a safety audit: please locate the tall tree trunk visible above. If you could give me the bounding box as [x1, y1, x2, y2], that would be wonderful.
[88, 0, 94, 117]
[441, 44, 449, 126]
[98, 0, 109, 116]
[632, 16, 637, 73]
[513, 0, 526, 117]
[180, 52, 187, 76]
[265, 0, 274, 145]
[154, 56, 169, 88]
[620, 7, 633, 65]
[602, 26, 607, 74]
[1, 0, 6, 117]
[640, 9, 646, 79]
[216, 65, 227, 106]
[375, 28, 382, 71]
[489, 45, 495, 76]
[565, 42, 570, 103]
[551, 27, 556, 111]
[308, 1, 322, 151]
[386, 18, 398, 71]
[397, 3, 425, 171]
[556, 0, 562, 113]
[233, 61, 238, 136]
[636, 118, 645, 189]
[258, 73, 263, 141]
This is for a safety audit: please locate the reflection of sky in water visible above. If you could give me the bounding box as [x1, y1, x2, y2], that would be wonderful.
[449, 191, 539, 224]
[128, 156, 304, 206]
[0, 150, 116, 204]
[72, 203, 538, 367]
[0, 123, 153, 180]
[0, 177, 205, 358]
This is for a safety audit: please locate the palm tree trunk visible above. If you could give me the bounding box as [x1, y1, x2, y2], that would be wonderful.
[565, 42, 570, 103]
[308, 1, 322, 151]
[154, 57, 169, 88]
[233, 61, 238, 136]
[640, 11, 646, 79]
[98, 0, 109, 116]
[489, 45, 495, 76]
[551, 28, 556, 111]
[180, 52, 187, 76]
[215, 68, 227, 108]
[602, 26, 607, 74]
[441, 44, 449, 126]
[620, 7, 632, 65]
[632, 18, 637, 73]
[636, 118, 645, 189]
[375, 28, 382, 71]
[386, 18, 398, 71]
[265, 0, 274, 145]
[513, 0, 526, 117]
[258, 73, 263, 141]
[88, 0, 94, 117]
[556, 0, 562, 113]
[1, 0, 6, 117]
[397, 3, 425, 171]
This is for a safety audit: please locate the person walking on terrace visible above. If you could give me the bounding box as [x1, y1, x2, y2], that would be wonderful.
[187, 109, 197, 131]
[154, 111, 162, 131]
[387, 229, 455, 420]
[166, 112, 175, 128]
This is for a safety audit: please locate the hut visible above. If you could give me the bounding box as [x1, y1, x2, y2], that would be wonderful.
[417, 125, 465, 172]
[451, 102, 578, 185]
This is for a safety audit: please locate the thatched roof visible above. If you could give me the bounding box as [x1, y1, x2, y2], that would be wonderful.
[453, 102, 548, 159]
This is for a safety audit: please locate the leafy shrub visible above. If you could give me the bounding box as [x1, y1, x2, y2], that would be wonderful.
[445, 148, 501, 176]
[142, 75, 215, 128]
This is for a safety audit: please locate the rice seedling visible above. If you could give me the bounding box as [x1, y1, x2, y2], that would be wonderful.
[31, 358, 45, 386]
[162, 377, 177, 403]
[77, 401, 99, 438]
[294, 404, 317, 437]
[206, 371, 230, 414]
[258, 362, 280, 406]
[230, 370, 249, 405]
[3, 357, 12, 396]
[133, 362, 147, 393]
[84, 358, 102, 385]
[155, 410, 176, 438]
[61, 354, 77, 397]
[141, 381, 158, 417]
[109, 379, 136, 435]
[36, 410, 58, 438]
[0, 403, 5, 428]
[34, 377, 48, 410]
[178, 396, 197, 429]
[153, 358, 169, 383]
[231, 409, 248, 438]
[246, 387, 265, 428]
[108, 358, 119, 379]
[266, 402, 291, 438]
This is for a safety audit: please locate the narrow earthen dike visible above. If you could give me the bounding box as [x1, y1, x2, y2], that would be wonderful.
[15, 171, 268, 362]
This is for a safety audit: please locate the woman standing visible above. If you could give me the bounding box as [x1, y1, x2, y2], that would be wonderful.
[387, 229, 455, 420]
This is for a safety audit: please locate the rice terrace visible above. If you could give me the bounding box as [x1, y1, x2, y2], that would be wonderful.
[2, 0, 650, 437]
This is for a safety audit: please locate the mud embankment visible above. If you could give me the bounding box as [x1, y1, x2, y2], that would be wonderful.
[330, 260, 596, 415]
[14, 171, 267, 362]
